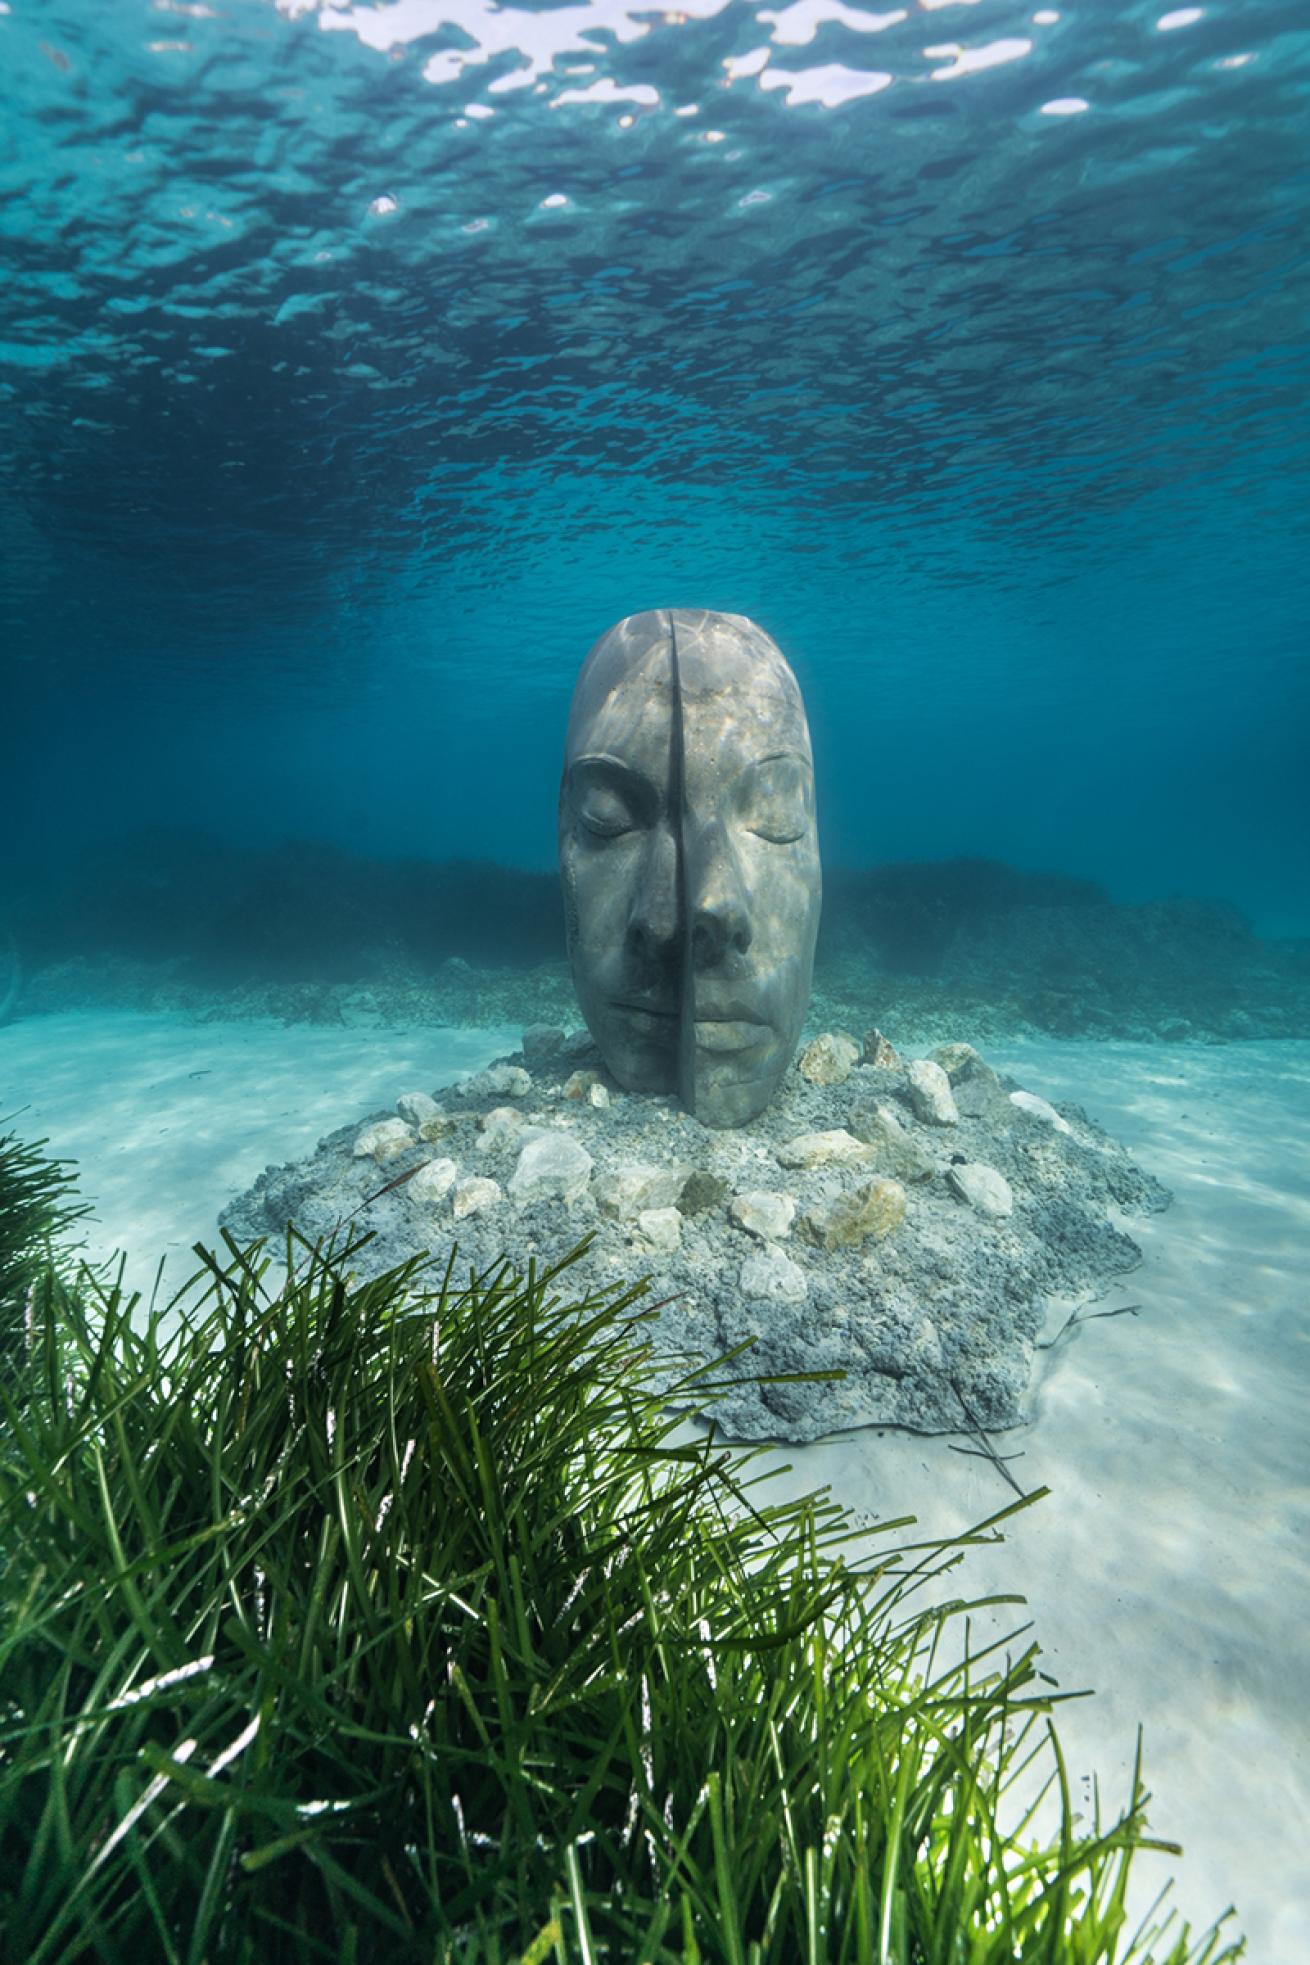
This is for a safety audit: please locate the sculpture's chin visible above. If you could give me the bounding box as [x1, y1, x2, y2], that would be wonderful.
[689, 1046, 789, 1129]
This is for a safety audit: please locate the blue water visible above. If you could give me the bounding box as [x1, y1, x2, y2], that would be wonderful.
[2, 0, 1307, 932]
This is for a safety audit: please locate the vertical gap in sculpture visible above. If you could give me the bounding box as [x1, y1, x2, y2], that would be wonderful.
[667, 609, 696, 1115]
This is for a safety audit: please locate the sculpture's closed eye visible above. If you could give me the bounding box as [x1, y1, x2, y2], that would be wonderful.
[579, 786, 637, 838]
[740, 754, 813, 845]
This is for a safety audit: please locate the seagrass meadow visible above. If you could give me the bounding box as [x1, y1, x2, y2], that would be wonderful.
[0, 1125, 1243, 1962]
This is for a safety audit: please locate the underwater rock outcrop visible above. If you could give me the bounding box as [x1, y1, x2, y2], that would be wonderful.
[222, 1030, 1168, 1442]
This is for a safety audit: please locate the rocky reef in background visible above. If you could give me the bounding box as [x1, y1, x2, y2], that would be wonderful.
[4, 828, 1308, 1043]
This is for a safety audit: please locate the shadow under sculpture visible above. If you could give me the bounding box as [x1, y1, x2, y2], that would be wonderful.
[558, 608, 822, 1128]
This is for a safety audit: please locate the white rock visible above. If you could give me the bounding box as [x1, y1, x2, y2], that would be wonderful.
[596, 1161, 691, 1220]
[353, 1118, 416, 1163]
[477, 1105, 527, 1149]
[452, 1176, 503, 1219]
[1009, 1090, 1072, 1134]
[739, 1245, 809, 1304]
[466, 1064, 532, 1099]
[588, 1082, 611, 1108]
[775, 1129, 876, 1171]
[796, 1032, 859, 1087]
[947, 1162, 1014, 1218]
[409, 1157, 458, 1204]
[636, 1206, 683, 1253]
[729, 1190, 796, 1241]
[905, 1058, 959, 1126]
[396, 1090, 443, 1128]
[509, 1132, 593, 1206]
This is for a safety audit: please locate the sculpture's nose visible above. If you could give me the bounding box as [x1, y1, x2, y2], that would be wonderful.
[625, 823, 680, 965]
[689, 823, 753, 969]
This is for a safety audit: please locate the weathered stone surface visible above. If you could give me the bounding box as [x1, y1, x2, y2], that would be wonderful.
[467, 1063, 532, 1099]
[729, 1190, 796, 1241]
[678, 1170, 731, 1216]
[397, 1090, 443, 1130]
[799, 1178, 906, 1252]
[561, 1028, 601, 1064]
[952, 1063, 1006, 1120]
[596, 1161, 691, 1220]
[797, 1032, 859, 1087]
[637, 1206, 683, 1253]
[564, 1069, 603, 1101]
[931, 1043, 984, 1082]
[862, 1028, 901, 1069]
[452, 1176, 503, 1219]
[509, 1132, 593, 1206]
[776, 1129, 876, 1171]
[740, 1244, 808, 1303]
[477, 1106, 527, 1150]
[353, 1118, 416, 1163]
[587, 1082, 611, 1109]
[522, 1025, 566, 1067]
[947, 1162, 1014, 1218]
[409, 1156, 458, 1204]
[847, 1102, 935, 1182]
[1009, 1090, 1072, 1134]
[905, 1058, 959, 1127]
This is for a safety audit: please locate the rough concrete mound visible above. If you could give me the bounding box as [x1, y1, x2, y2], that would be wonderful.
[222, 1028, 1169, 1443]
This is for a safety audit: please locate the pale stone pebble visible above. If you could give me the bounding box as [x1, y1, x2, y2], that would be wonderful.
[905, 1058, 959, 1126]
[587, 1082, 611, 1108]
[478, 1104, 526, 1141]
[947, 1162, 1015, 1218]
[509, 1132, 593, 1206]
[739, 1244, 809, 1304]
[481, 1064, 532, 1098]
[353, 1118, 416, 1163]
[1009, 1090, 1072, 1134]
[930, 1043, 984, 1082]
[636, 1206, 683, 1253]
[452, 1176, 503, 1219]
[861, 1028, 901, 1069]
[799, 1178, 906, 1253]
[396, 1090, 443, 1129]
[796, 1031, 859, 1087]
[595, 1161, 691, 1220]
[775, 1129, 876, 1171]
[847, 1102, 935, 1182]
[728, 1190, 797, 1241]
[409, 1157, 458, 1204]
[564, 1069, 604, 1101]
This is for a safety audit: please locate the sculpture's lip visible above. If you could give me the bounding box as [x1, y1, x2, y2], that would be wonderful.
[612, 999, 677, 1020]
[693, 1019, 771, 1053]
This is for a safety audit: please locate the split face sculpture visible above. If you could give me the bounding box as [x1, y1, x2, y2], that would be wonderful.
[559, 608, 822, 1127]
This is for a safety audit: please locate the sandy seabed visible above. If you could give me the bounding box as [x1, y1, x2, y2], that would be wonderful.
[2, 1010, 1306, 1960]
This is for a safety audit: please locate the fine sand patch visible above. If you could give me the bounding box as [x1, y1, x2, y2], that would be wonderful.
[1, 1012, 1306, 1958]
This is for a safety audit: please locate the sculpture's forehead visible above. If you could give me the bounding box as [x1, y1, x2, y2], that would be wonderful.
[566, 609, 810, 761]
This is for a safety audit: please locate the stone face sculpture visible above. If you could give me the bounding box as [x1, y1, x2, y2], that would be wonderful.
[558, 608, 822, 1127]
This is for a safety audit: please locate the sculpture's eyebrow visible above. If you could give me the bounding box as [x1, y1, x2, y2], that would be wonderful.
[566, 753, 664, 819]
[567, 752, 660, 791]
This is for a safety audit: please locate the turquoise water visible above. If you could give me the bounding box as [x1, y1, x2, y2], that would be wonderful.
[2, 0, 1307, 933]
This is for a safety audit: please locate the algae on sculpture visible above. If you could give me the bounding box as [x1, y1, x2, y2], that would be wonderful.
[558, 608, 822, 1127]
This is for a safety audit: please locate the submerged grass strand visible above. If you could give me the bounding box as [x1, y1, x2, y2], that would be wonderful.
[0, 1128, 1244, 1962]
